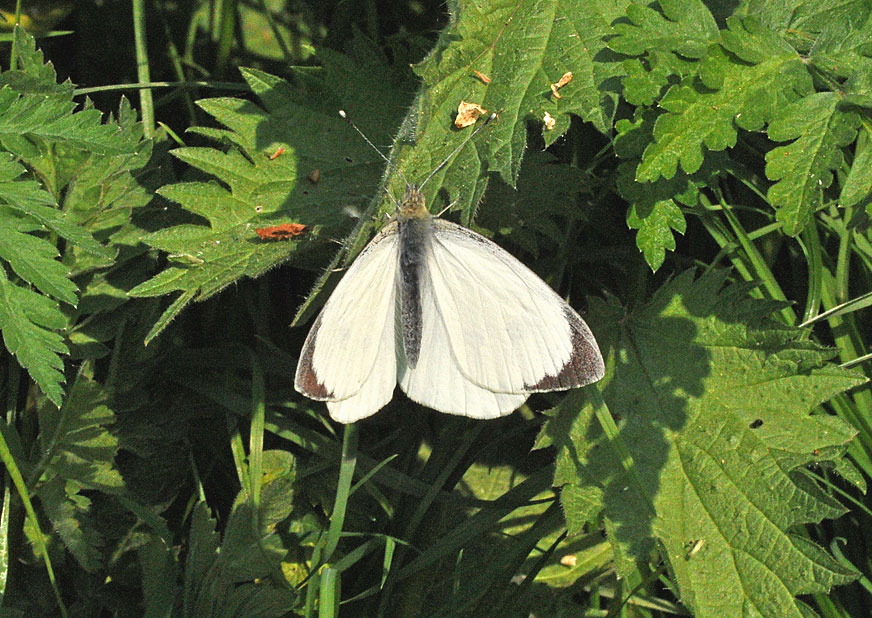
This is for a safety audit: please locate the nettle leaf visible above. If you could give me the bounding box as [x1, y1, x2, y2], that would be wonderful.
[619, 14, 812, 182]
[412, 0, 626, 217]
[765, 92, 859, 236]
[540, 270, 864, 617]
[0, 268, 67, 405]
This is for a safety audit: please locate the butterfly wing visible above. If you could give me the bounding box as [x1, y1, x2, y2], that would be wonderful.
[294, 223, 400, 423]
[398, 260, 528, 418]
[421, 220, 603, 395]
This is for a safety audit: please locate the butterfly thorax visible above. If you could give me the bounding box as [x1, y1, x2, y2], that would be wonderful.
[397, 184, 430, 221]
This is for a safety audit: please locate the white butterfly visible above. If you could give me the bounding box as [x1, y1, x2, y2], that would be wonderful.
[295, 112, 604, 423]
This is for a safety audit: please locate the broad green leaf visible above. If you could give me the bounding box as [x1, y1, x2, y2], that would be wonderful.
[413, 0, 627, 209]
[0, 268, 67, 405]
[137, 1, 628, 336]
[540, 270, 865, 618]
[765, 92, 860, 235]
[131, 39, 414, 340]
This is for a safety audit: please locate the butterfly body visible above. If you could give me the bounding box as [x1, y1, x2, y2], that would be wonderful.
[397, 185, 430, 368]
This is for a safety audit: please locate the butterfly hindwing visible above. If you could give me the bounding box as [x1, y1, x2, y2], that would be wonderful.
[398, 253, 528, 418]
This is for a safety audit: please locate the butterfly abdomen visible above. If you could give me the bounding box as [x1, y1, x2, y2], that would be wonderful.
[398, 215, 429, 368]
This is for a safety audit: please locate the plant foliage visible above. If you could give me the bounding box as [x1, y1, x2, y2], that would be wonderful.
[0, 1, 870, 617]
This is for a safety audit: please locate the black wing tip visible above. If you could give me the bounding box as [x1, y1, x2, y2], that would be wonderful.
[526, 310, 605, 391]
[295, 314, 336, 400]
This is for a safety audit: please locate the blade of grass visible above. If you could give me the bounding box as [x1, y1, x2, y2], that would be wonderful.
[720, 199, 795, 325]
[304, 423, 359, 616]
[318, 566, 340, 618]
[248, 351, 265, 534]
[0, 420, 67, 617]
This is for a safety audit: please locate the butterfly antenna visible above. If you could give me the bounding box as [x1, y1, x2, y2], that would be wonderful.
[418, 111, 497, 192]
[339, 110, 408, 205]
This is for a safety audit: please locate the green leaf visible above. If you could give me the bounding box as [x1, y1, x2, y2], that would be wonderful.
[0, 86, 134, 155]
[0, 268, 67, 406]
[0, 216, 77, 305]
[131, 41, 414, 340]
[765, 92, 860, 235]
[37, 476, 103, 572]
[841, 130, 872, 210]
[625, 198, 685, 271]
[182, 454, 297, 618]
[542, 270, 865, 617]
[628, 16, 811, 181]
[37, 374, 123, 492]
[614, 113, 722, 271]
[609, 0, 719, 59]
[413, 0, 626, 204]
[0, 153, 105, 257]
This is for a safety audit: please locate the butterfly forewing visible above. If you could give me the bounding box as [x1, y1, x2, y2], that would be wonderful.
[423, 220, 604, 394]
[294, 224, 400, 412]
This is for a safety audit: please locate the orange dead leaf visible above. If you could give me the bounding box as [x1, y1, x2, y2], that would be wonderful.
[269, 147, 286, 160]
[550, 71, 573, 99]
[473, 69, 491, 84]
[307, 169, 321, 184]
[455, 101, 488, 128]
[256, 223, 307, 240]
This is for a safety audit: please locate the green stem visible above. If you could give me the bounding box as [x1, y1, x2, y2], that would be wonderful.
[131, 0, 154, 137]
[587, 384, 656, 520]
[0, 421, 67, 617]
